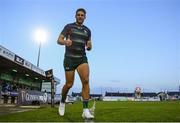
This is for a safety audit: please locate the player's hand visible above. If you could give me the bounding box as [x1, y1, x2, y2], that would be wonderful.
[65, 39, 72, 46]
[86, 41, 92, 51]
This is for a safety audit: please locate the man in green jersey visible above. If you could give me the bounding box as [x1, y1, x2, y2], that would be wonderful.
[57, 8, 94, 119]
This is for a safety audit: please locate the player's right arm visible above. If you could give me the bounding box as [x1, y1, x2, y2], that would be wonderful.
[57, 34, 72, 46]
[57, 24, 72, 46]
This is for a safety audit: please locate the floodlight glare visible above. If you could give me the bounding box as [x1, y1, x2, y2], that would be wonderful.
[34, 28, 47, 44]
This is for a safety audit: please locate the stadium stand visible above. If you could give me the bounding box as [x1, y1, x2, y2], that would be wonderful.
[0, 45, 60, 105]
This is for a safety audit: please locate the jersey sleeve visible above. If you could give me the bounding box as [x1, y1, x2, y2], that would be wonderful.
[87, 28, 91, 40]
[60, 24, 69, 37]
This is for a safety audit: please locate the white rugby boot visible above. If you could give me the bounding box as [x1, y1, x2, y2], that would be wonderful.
[59, 102, 65, 116]
[82, 108, 94, 119]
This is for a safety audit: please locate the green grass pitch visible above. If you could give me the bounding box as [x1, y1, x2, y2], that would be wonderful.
[0, 101, 179, 122]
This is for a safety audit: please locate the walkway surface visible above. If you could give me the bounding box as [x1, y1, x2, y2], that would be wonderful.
[0, 104, 40, 115]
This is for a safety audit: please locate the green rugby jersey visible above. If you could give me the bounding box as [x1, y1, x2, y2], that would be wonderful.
[61, 22, 91, 58]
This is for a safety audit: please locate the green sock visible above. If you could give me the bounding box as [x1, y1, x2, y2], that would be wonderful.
[83, 100, 89, 108]
[61, 95, 66, 103]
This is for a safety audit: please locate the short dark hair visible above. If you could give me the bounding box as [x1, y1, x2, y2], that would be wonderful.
[76, 8, 86, 15]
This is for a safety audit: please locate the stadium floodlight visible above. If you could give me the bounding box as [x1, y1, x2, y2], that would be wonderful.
[34, 28, 47, 67]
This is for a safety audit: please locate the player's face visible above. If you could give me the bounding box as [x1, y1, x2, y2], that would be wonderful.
[76, 11, 86, 25]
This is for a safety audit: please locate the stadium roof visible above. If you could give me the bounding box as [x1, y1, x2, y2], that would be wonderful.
[0, 45, 46, 81]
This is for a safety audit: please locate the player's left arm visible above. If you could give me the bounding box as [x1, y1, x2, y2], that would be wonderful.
[86, 39, 92, 51]
[86, 28, 92, 51]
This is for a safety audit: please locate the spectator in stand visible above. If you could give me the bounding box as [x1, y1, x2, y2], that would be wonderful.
[2, 82, 10, 104]
[0, 82, 2, 103]
[11, 84, 17, 104]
